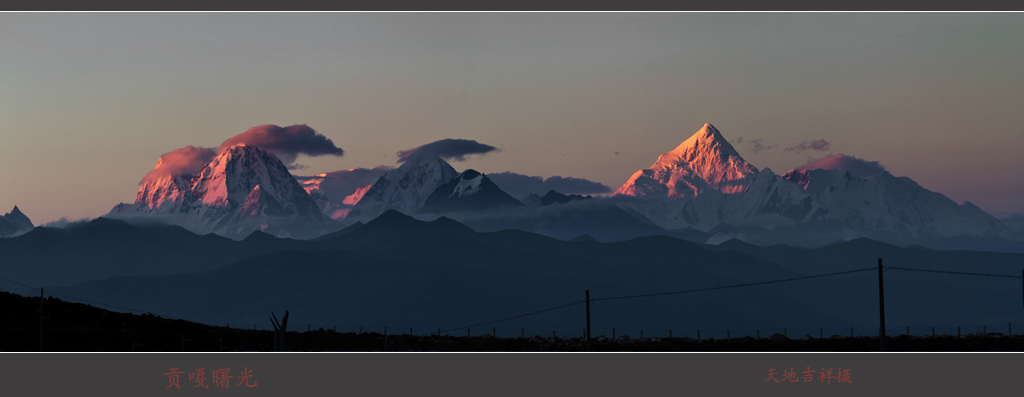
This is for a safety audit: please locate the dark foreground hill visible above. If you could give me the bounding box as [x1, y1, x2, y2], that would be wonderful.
[4, 291, 1021, 352]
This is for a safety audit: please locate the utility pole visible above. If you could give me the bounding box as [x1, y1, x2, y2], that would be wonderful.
[39, 288, 43, 352]
[585, 290, 591, 352]
[878, 258, 886, 352]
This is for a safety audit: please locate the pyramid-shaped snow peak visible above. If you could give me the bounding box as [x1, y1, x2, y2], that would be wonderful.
[346, 155, 459, 220]
[614, 123, 758, 200]
[0, 206, 34, 237]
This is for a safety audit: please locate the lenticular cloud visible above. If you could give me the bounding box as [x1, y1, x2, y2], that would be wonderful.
[397, 139, 498, 163]
[219, 124, 344, 165]
[797, 154, 886, 178]
[139, 146, 217, 185]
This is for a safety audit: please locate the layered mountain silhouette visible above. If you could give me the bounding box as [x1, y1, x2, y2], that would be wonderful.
[19, 209, 1021, 338]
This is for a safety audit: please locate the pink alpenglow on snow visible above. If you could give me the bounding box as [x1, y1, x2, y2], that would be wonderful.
[330, 185, 372, 219]
[614, 123, 759, 199]
[139, 146, 217, 186]
[136, 146, 217, 210]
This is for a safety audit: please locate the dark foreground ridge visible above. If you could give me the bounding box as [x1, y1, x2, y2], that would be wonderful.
[4, 291, 1022, 352]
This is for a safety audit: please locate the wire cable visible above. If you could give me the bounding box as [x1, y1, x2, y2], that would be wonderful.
[886, 266, 1023, 279]
[0, 274, 148, 314]
[440, 268, 876, 333]
[592, 267, 877, 302]
[441, 300, 586, 333]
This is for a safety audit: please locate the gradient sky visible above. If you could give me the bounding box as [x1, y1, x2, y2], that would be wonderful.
[2, 13, 1022, 224]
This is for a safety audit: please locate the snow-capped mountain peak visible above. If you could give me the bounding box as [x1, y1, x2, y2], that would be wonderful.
[614, 123, 759, 199]
[0, 205, 34, 237]
[109, 143, 327, 239]
[450, 169, 483, 198]
[346, 155, 460, 220]
[419, 169, 522, 214]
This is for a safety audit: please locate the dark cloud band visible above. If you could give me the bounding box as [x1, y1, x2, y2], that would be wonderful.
[295, 165, 394, 202]
[487, 172, 612, 200]
[397, 139, 498, 163]
[785, 139, 831, 153]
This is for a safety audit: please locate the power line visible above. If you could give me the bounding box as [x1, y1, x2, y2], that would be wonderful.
[0, 274, 148, 315]
[592, 267, 877, 302]
[0, 274, 38, 291]
[887, 266, 1023, 279]
[436, 268, 876, 333]
[441, 300, 586, 333]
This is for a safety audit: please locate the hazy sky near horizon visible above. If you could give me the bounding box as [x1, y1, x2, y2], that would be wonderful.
[2, 13, 1022, 224]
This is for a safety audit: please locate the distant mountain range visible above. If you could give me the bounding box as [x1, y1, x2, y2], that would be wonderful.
[4, 122, 1021, 340]
[3, 210, 1017, 337]
[28, 121, 1009, 251]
